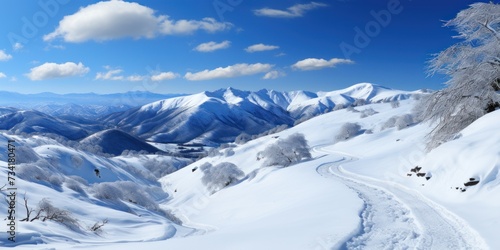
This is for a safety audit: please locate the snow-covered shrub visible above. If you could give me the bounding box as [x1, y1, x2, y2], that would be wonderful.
[346, 106, 359, 113]
[391, 100, 400, 108]
[332, 104, 345, 111]
[92, 181, 160, 211]
[64, 178, 86, 195]
[35, 198, 80, 230]
[353, 99, 366, 106]
[260, 133, 312, 167]
[142, 158, 181, 179]
[207, 148, 221, 157]
[224, 148, 235, 157]
[395, 114, 414, 130]
[201, 162, 244, 193]
[382, 114, 415, 130]
[15, 146, 39, 164]
[235, 133, 252, 144]
[70, 155, 84, 168]
[335, 123, 362, 142]
[360, 108, 378, 118]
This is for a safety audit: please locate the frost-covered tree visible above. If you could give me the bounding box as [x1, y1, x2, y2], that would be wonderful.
[260, 133, 312, 167]
[201, 162, 244, 193]
[360, 108, 378, 118]
[416, 3, 500, 149]
[335, 123, 362, 142]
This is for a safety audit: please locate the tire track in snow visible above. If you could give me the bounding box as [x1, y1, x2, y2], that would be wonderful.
[317, 162, 421, 250]
[315, 147, 488, 249]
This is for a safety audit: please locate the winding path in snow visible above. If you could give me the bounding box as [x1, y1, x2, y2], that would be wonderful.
[314, 146, 488, 250]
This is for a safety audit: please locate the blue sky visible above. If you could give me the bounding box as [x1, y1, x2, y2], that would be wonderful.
[0, 0, 486, 94]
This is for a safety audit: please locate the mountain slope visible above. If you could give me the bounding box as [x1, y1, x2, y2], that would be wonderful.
[0, 109, 95, 140]
[80, 129, 162, 156]
[105, 83, 420, 144]
[104, 88, 295, 144]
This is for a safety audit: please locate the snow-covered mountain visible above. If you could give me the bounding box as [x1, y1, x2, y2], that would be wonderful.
[105, 83, 421, 144]
[5, 97, 500, 249]
[0, 91, 184, 118]
[80, 129, 162, 156]
[0, 109, 100, 140]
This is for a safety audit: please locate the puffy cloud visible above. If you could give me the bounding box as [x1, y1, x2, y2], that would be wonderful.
[95, 68, 124, 81]
[263, 70, 285, 80]
[245, 43, 279, 53]
[27, 62, 89, 81]
[160, 17, 232, 35]
[44, 1, 232, 43]
[194, 41, 231, 52]
[254, 2, 327, 18]
[151, 72, 178, 81]
[0, 50, 13, 61]
[0, 72, 6, 78]
[292, 58, 354, 71]
[185, 63, 273, 81]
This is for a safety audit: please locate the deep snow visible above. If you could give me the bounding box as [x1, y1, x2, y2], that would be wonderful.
[1, 89, 499, 249]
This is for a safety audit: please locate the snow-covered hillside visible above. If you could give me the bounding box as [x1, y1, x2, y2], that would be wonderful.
[4, 94, 499, 249]
[105, 83, 421, 144]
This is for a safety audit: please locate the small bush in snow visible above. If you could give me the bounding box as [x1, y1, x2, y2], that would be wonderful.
[395, 114, 414, 130]
[260, 133, 312, 167]
[346, 106, 359, 113]
[201, 162, 245, 193]
[224, 148, 235, 157]
[335, 123, 362, 142]
[353, 99, 366, 106]
[382, 114, 415, 130]
[235, 133, 252, 144]
[92, 181, 160, 211]
[391, 100, 400, 108]
[360, 108, 378, 118]
[64, 178, 86, 195]
[28, 198, 80, 231]
[332, 104, 345, 111]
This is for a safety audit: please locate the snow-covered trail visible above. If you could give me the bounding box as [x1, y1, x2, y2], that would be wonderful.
[314, 146, 488, 250]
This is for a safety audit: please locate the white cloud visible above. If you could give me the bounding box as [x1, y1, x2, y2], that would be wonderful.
[44, 1, 232, 43]
[95, 68, 124, 81]
[160, 17, 232, 35]
[292, 58, 354, 71]
[0, 72, 6, 78]
[13, 43, 23, 51]
[245, 43, 279, 53]
[254, 2, 327, 18]
[185, 63, 273, 81]
[151, 72, 178, 81]
[127, 75, 146, 82]
[194, 41, 231, 52]
[27, 62, 89, 81]
[28, 62, 89, 80]
[263, 70, 285, 80]
[0, 50, 13, 61]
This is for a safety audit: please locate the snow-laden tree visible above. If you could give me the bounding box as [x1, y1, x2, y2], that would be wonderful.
[335, 122, 362, 142]
[416, 2, 500, 149]
[260, 133, 312, 167]
[201, 162, 245, 193]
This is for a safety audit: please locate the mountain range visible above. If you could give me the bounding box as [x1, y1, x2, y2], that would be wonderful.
[0, 83, 426, 147]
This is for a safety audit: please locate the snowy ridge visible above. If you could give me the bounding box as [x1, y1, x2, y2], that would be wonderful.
[105, 83, 420, 144]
